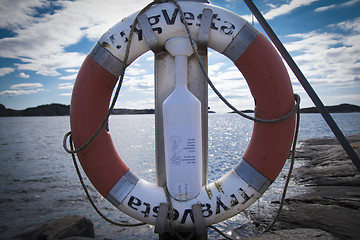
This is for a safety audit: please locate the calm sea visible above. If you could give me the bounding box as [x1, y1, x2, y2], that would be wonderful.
[0, 113, 359, 239]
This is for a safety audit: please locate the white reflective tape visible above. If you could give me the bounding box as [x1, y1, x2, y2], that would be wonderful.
[89, 43, 125, 77]
[223, 23, 259, 62]
[234, 159, 272, 194]
[106, 170, 139, 207]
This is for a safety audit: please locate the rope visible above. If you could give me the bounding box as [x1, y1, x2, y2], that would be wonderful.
[207, 106, 300, 240]
[261, 105, 300, 233]
[67, 134, 146, 227]
[163, 185, 175, 236]
[62, 0, 302, 237]
[163, 185, 198, 240]
[170, 0, 300, 123]
[62, 0, 163, 229]
[170, 1, 301, 239]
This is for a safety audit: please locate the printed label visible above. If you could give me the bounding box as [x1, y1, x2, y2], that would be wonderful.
[169, 134, 197, 166]
[175, 181, 191, 198]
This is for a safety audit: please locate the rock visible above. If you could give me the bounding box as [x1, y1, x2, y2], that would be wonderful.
[63, 238, 95, 240]
[9, 215, 94, 240]
[249, 135, 360, 240]
[246, 228, 339, 240]
[292, 137, 360, 188]
[279, 197, 360, 239]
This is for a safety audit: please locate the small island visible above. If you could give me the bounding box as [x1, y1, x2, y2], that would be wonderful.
[300, 103, 360, 113]
[231, 103, 360, 114]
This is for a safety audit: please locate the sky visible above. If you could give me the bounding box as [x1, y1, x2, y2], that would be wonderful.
[0, 0, 359, 113]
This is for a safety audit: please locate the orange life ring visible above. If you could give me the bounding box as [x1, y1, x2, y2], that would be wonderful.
[70, 1, 295, 229]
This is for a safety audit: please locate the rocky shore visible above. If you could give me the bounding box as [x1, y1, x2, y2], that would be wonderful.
[246, 134, 360, 240]
[6, 135, 360, 239]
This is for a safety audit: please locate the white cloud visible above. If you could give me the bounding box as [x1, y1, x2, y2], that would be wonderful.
[314, 4, 336, 12]
[0, 89, 45, 97]
[266, 3, 277, 9]
[284, 17, 360, 89]
[208, 62, 225, 76]
[116, 98, 154, 109]
[125, 74, 154, 93]
[314, 0, 360, 12]
[0, 0, 151, 77]
[17, 72, 30, 78]
[335, 94, 360, 102]
[264, 0, 320, 20]
[0, 67, 14, 76]
[59, 73, 77, 80]
[0, 0, 51, 29]
[10, 83, 43, 90]
[126, 67, 148, 76]
[58, 83, 73, 89]
[0, 82, 45, 97]
[64, 69, 79, 73]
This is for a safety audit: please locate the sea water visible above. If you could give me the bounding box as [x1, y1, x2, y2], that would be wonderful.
[0, 113, 359, 239]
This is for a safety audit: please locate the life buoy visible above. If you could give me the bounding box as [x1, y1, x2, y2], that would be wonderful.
[70, 2, 295, 230]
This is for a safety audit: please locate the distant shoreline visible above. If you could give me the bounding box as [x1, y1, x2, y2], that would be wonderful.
[0, 103, 155, 117]
[1, 103, 359, 117]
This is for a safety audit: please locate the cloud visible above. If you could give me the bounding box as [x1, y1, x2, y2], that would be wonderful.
[58, 83, 73, 89]
[208, 62, 226, 76]
[0, 89, 45, 97]
[64, 69, 79, 73]
[59, 74, 77, 81]
[314, 4, 336, 12]
[314, 0, 360, 12]
[284, 17, 360, 88]
[0, 0, 52, 29]
[125, 74, 154, 93]
[0, 67, 14, 76]
[0, 0, 151, 77]
[10, 83, 43, 90]
[116, 98, 154, 109]
[17, 72, 30, 78]
[0, 82, 45, 97]
[335, 94, 360, 102]
[264, 0, 320, 20]
[126, 67, 148, 76]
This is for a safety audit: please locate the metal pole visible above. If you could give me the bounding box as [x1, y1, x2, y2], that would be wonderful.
[243, 0, 360, 172]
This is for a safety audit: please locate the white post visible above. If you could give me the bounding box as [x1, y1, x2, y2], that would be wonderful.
[155, 47, 208, 189]
[163, 37, 202, 201]
[154, 1, 209, 239]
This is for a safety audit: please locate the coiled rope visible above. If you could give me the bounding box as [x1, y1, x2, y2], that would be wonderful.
[63, 0, 301, 237]
[63, 0, 163, 228]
